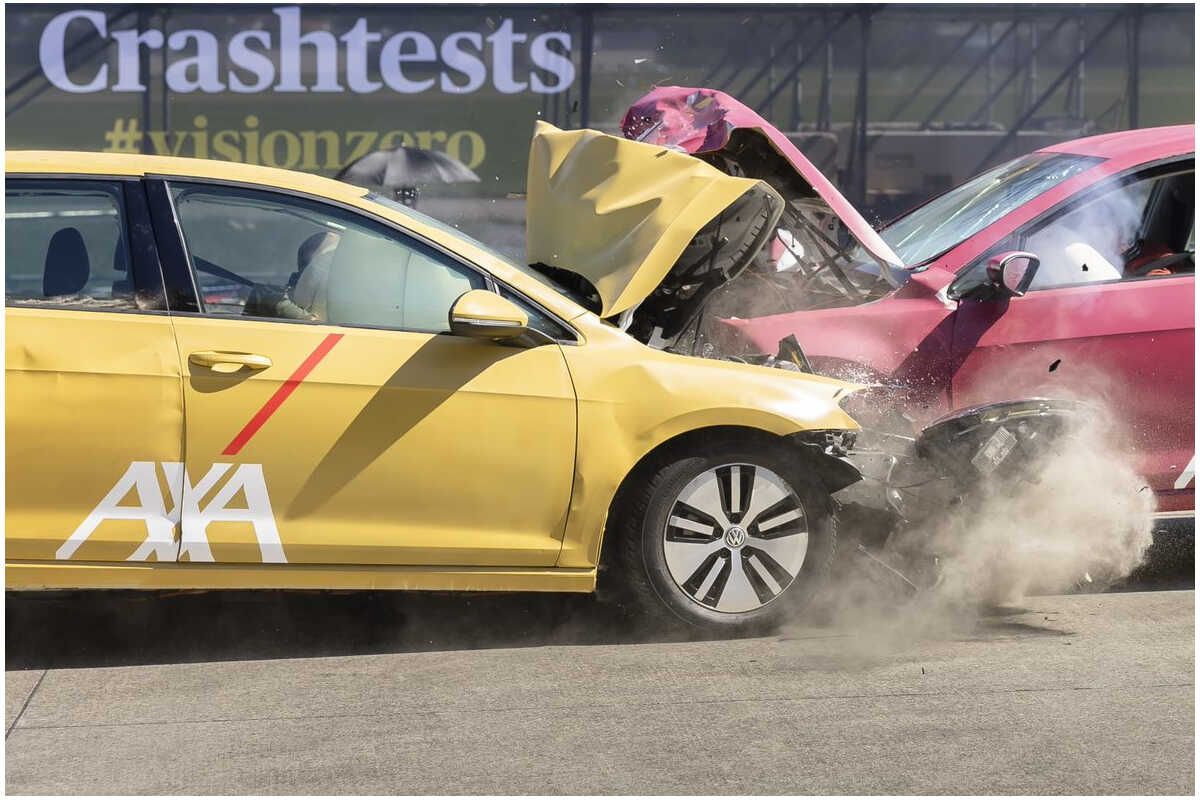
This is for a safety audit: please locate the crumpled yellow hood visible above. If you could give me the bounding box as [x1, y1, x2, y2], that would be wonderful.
[526, 122, 782, 318]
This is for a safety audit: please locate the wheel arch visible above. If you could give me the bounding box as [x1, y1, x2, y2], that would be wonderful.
[595, 424, 852, 586]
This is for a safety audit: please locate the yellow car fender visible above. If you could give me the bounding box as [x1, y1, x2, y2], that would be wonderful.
[557, 316, 861, 568]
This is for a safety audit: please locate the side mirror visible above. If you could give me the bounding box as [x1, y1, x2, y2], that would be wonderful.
[448, 290, 529, 341]
[985, 251, 1040, 298]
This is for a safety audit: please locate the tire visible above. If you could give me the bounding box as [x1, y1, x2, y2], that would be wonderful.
[613, 442, 837, 633]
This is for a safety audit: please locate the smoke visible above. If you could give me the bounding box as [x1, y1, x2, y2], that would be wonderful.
[1026, 180, 1153, 289]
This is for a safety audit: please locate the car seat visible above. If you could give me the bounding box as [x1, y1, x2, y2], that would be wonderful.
[291, 233, 339, 320]
[43, 227, 89, 297]
[322, 231, 478, 332]
[322, 230, 406, 328]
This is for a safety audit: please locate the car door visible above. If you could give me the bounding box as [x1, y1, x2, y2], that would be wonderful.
[150, 179, 577, 567]
[5, 177, 185, 563]
[950, 162, 1195, 508]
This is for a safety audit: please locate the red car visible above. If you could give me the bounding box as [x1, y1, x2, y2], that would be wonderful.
[623, 87, 1195, 519]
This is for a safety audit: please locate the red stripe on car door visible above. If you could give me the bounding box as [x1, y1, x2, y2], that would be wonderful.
[222, 333, 344, 456]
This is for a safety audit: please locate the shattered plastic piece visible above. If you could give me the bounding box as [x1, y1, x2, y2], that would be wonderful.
[854, 544, 919, 594]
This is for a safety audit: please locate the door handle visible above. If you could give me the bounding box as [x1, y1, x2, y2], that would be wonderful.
[189, 351, 273, 373]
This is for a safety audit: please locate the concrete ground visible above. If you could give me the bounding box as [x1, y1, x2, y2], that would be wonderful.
[5, 588, 1194, 794]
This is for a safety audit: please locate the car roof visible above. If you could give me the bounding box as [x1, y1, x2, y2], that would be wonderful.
[5, 150, 370, 204]
[1039, 125, 1195, 162]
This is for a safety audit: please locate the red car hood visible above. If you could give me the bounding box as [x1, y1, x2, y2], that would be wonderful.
[622, 86, 903, 271]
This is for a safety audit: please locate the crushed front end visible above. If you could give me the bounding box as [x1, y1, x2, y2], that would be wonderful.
[803, 389, 1088, 591]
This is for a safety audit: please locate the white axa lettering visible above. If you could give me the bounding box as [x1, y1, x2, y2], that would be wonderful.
[1173, 455, 1196, 490]
[58, 461, 175, 561]
[59, 461, 286, 563]
[39, 6, 575, 95]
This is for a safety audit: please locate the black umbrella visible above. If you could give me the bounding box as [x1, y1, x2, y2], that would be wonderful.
[335, 146, 480, 188]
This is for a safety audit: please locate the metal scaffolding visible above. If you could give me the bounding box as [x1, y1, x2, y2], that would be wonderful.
[4, 2, 1190, 208]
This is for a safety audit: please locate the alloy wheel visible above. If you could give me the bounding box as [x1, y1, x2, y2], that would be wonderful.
[662, 463, 809, 613]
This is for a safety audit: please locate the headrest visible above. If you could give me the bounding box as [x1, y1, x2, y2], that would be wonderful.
[298, 231, 338, 270]
[43, 227, 90, 297]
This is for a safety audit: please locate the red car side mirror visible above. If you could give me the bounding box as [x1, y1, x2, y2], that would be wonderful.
[986, 251, 1040, 298]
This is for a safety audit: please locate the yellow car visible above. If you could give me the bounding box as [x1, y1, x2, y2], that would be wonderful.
[5, 123, 864, 631]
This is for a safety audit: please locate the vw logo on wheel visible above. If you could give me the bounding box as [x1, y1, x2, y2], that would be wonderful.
[724, 526, 747, 549]
[663, 463, 810, 613]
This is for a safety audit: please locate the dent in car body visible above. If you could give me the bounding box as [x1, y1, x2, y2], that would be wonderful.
[5, 308, 186, 563]
[525, 121, 782, 317]
[622, 90, 1196, 511]
[621, 86, 903, 271]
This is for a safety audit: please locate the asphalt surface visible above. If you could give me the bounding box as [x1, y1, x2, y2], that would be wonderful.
[4, 586, 1194, 794]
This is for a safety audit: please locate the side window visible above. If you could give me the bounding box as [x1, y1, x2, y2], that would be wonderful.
[952, 165, 1195, 297]
[168, 183, 485, 332]
[5, 180, 138, 310]
[1023, 173, 1158, 289]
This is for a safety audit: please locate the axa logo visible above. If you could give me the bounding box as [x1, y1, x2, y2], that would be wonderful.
[59, 461, 286, 563]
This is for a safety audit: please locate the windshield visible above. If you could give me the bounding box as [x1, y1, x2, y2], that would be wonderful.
[875, 152, 1103, 267]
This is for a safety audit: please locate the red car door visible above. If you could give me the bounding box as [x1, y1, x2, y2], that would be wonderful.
[950, 275, 1194, 512]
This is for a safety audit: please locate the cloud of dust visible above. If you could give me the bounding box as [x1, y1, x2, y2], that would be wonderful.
[802, 343, 1156, 648]
[901, 401, 1154, 607]
[910, 341, 1154, 600]
[686, 195, 1160, 645]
